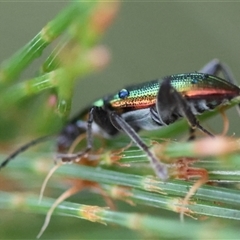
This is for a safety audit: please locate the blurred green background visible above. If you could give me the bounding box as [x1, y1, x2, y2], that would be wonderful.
[1, 1, 240, 239]
[1, 2, 240, 134]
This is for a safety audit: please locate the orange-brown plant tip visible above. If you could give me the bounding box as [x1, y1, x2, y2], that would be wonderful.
[81, 205, 105, 223]
[87, 46, 110, 70]
[91, 2, 120, 33]
[194, 136, 239, 156]
[47, 94, 57, 107]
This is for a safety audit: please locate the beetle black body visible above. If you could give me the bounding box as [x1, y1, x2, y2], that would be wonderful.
[1, 59, 240, 180]
[58, 72, 240, 149]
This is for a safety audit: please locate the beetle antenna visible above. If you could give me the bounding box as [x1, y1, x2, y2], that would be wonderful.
[0, 135, 55, 169]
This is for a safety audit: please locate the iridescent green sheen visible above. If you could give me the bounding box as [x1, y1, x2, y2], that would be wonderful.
[94, 73, 240, 110]
[108, 80, 160, 109]
[171, 73, 240, 97]
[93, 99, 104, 107]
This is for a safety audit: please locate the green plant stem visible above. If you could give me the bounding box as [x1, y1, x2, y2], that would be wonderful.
[0, 191, 239, 239]
[0, 2, 96, 85]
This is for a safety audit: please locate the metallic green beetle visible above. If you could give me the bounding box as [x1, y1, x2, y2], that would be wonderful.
[1, 59, 240, 180]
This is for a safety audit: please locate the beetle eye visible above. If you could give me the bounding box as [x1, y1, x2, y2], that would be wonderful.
[118, 89, 129, 99]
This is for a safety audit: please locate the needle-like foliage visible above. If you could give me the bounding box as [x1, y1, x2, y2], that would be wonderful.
[1, 1, 240, 239]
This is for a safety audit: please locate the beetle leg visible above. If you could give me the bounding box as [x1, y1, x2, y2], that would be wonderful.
[156, 76, 214, 137]
[108, 111, 169, 180]
[200, 59, 240, 115]
[199, 59, 237, 84]
[56, 107, 95, 161]
[188, 127, 196, 141]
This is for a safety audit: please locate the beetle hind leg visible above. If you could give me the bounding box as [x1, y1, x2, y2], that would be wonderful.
[200, 59, 237, 84]
[200, 59, 240, 116]
[156, 76, 214, 138]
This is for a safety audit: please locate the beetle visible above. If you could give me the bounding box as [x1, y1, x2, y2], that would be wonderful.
[1, 59, 240, 180]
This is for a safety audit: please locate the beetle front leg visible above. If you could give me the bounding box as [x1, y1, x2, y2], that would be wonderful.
[188, 127, 196, 141]
[156, 76, 214, 138]
[56, 107, 95, 162]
